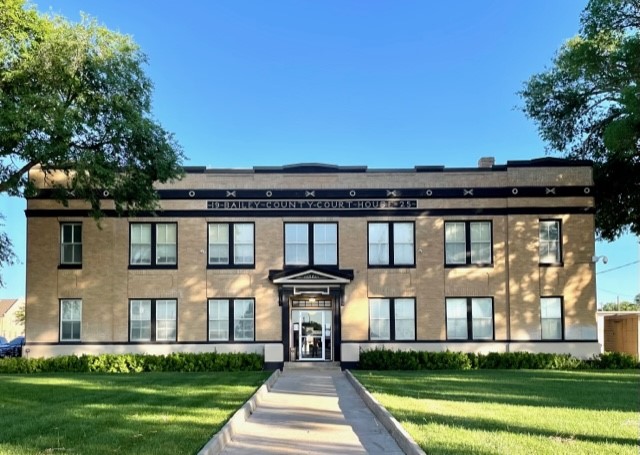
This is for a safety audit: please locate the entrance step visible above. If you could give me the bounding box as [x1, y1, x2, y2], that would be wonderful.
[283, 361, 341, 372]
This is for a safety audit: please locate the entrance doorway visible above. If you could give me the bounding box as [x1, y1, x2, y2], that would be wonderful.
[291, 309, 332, 361]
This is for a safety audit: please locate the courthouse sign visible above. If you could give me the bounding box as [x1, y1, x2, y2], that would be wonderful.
[207, 199, 418, 211]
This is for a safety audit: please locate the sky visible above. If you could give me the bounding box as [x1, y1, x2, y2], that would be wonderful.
[1, 0, 638, 305]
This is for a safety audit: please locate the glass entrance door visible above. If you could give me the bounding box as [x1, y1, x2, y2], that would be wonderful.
[291, 309, 331, 361]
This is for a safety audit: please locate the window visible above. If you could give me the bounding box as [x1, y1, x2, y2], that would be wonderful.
[445, 221, 492, 266]
[155, 300, 177, 341]
[208, 223, 254, 267]
[208, 298, 255, 341]
[130, 223, 177, 267]
[60, 223, 82, 266]
[156, 224, 177, 265]
[129, 299, 177, 342]
[539, 220, 561, 264]
[369, 299, 390, 340]
[208, 300, 230, 341]
[446, 297, 494, 340]
[234, 299, 255, 341]
[284, 223, 337, 266]
[368, 222, 414, 267]
[60, 299, 81, 341]
[369, 298, 416, 341]
[394, 298, 416, 340]
[541, 297, 563, 340]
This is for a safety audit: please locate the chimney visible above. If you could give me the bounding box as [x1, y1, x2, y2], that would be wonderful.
[478, 157, 495, 168]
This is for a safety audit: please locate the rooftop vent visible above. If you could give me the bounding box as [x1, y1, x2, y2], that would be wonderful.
[478, 157, 495, 168]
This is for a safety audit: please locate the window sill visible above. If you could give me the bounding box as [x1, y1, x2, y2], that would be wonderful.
[207, 264, 255, 270]
[127, 340, 177, 344]
[367, 264, 416, 269]
[539, 262, 564, 267]
[58, 264, 82, 270]
[128, 265, 178, 270]
[444, 263, 494, 268]
[445, 338, 497, 342]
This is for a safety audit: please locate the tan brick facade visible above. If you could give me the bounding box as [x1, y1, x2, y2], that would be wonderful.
[24, 159, 599, 363]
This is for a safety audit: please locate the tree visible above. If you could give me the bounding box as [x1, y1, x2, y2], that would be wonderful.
[13, 305, 25, 325]
[0, 0, 185, 285]
[520, 0, 640, 241]
[601, 301, 640, 311]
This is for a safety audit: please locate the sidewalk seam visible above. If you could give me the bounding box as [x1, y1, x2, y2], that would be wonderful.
[197, 369, 281, 455]
[345, 370, 426, 455]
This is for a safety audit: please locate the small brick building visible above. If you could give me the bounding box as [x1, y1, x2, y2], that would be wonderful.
[24, 157, 599, 367]
[597, 311, 640, 359]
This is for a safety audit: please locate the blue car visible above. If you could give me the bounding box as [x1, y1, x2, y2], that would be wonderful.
[0, 336, 25, 358]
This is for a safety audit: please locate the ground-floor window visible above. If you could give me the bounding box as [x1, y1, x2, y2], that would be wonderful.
[208, 298, 255, 342]
[446, 297, 494, 340]
[60, 299, 82, 341]
[129, 299, 177, 342]
[541, 297, 563, 340]
[369, 298, 416, 341]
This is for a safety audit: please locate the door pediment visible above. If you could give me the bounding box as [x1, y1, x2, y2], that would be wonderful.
[269, 266, 354, 286]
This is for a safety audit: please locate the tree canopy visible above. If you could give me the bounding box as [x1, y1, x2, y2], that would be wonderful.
[601, 301, 640, 311]
[0, 0, 184, 286]
[520, 0, 640, 241]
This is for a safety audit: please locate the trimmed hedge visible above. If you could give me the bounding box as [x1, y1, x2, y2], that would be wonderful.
[358, 349, 639, 370]
[0, 352, 263, 374]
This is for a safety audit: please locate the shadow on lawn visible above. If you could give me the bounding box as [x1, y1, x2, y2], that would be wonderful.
[395, 409, 639, 449]
[359, 370, 640, 413]
[0, 372, 268, 455]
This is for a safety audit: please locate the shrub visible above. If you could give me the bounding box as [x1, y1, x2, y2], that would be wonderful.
[358, 348, 638, 371]
[0, 352, 264, 374]
[590, 351, 638, 369]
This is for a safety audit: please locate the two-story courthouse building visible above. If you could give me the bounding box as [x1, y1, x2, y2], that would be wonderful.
[24, 157, 600, 368]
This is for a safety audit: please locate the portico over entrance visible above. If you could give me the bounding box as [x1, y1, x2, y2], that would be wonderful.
[269, 266, 354, 362]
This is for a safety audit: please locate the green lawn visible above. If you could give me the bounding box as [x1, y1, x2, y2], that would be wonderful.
[0, 371, 270, 455]
[353, 369, 640, 455]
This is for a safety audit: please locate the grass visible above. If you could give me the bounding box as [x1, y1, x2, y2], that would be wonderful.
[353, 369, 640, 455]
[0, 371, 271, 455]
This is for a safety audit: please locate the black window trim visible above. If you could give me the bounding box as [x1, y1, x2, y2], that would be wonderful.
[128, 298, 179, 343]
[59, 298, 82, 342]
[128, 222, 178, 269]
[207, 222, 256, 269]
[540, 295, 565, 340]
[368, 297, 417, 341]
[445, 296, 495, 341]
[367, 221, 416, 268]
[207, 297, 256, 343]
[538, 219, 564, 267]
[59, 222, 83, 269]
[283, 222, 339, 268]
[444, 220, 493, 268]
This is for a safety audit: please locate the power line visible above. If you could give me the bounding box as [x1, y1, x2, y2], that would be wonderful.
[596, 260, 640, 275]
[597, 287, 635, 299]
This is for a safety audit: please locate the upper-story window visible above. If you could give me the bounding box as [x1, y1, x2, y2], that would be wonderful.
[208, 223, 254, 268]
[60, 223, 82, 266]
[539, 220, 562, 265]
[284, 223, 337, 266]
[129, 223, 177, 268]
[368, 222, 415, 267]
[445, 221, 492, 266]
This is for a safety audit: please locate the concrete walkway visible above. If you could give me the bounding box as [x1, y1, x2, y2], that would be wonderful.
[218, 365, 405, 454]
